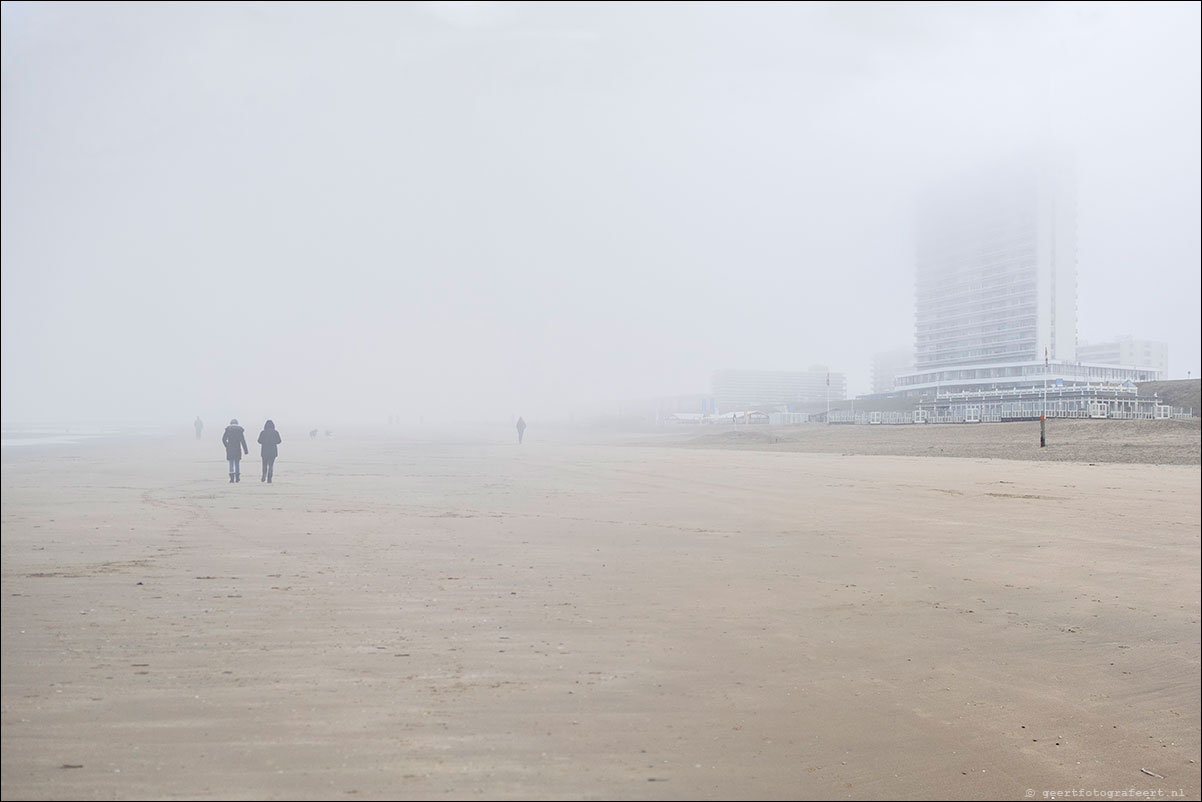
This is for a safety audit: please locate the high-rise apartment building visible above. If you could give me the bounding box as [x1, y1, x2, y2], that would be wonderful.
[913, 158, 1077, 372]
[888, 154, 1168, 395]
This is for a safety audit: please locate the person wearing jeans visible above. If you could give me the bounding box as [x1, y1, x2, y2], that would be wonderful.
[222, 419, 249, 483]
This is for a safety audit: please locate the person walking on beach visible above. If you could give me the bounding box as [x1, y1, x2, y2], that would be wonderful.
[258, 419, 282, 483]
[222, 419, 248, 483]
[516, 416, 526, 444]
[194, 416, 204, 440]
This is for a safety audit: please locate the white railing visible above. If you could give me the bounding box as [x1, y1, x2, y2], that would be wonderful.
[827, 402, 1194, 425]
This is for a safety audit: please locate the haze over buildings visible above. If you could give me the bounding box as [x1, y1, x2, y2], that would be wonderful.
[713, 368, 845, 413]
[871, 349, 915, 396]
[2, 3, 1198, 425]
[887, 151, 1171, 397]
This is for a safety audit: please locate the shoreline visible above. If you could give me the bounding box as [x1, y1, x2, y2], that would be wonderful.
[3, 416, 1199, 465]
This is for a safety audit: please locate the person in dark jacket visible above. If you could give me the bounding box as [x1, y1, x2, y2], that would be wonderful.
[222, 419, 249, 483]
[258, 420, 282, 483]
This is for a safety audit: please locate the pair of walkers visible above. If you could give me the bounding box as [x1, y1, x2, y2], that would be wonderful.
[222, 419, 282, 483]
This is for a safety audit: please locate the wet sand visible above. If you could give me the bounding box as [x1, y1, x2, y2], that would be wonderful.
[660, 416, 1202, 465]
[2, 425, 1199, 800]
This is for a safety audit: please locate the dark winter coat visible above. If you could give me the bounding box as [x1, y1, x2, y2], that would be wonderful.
[258, 423, 282, 459]
[223, 425, 249, 461]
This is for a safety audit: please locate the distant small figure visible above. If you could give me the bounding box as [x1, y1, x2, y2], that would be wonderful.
[222, 419, 249, 483]
[194, 416, 204, 440]
[258, 420, 282, 483]
[310, 428, 318, 439]
[516, 416, 527, 444]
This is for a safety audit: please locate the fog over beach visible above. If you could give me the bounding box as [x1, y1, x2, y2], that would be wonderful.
[2, 2, 1200, 426]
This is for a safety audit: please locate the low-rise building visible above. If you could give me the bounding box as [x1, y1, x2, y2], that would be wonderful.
[1077, 336, 1167, 378]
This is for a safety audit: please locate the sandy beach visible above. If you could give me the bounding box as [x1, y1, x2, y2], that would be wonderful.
[2, 422, 1199, 801]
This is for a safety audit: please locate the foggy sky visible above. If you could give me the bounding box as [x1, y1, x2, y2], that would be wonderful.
[3, 1, 1199, 425]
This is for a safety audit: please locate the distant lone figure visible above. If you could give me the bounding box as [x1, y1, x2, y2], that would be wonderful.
[194, 416, 204, 440]
[258, 420, 282, 483]
[222, 419, 249, 483]
[310, 429, 318, 439]
[516, 416, 526, 444]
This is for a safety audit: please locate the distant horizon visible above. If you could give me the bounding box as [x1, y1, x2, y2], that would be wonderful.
[4, 3, 1199, 423]
[3, 376, 1197, 431]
